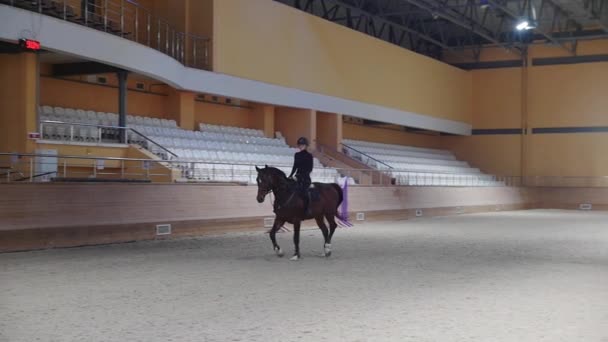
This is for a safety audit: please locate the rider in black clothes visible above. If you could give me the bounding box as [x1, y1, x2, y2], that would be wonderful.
[289, 137, 314, 216]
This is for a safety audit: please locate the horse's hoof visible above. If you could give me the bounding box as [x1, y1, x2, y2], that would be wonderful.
[324, 244, 332, 257]
[290, 255, 300, 261]
[274, 247, 284, 257]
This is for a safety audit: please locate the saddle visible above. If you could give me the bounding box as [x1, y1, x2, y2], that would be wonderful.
[308, 186, 320, 201]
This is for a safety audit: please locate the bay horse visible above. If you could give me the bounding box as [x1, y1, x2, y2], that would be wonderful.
[255, 166, 345, 260]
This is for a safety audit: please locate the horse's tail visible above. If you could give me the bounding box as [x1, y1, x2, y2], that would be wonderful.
[331, 183, 353, 227]
[331, 183, 344, 208]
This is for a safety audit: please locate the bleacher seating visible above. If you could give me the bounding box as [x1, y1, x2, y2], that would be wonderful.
[342, 139, 503, 187]
[134, 123, 338, 183]
[38, 106, 340, 184]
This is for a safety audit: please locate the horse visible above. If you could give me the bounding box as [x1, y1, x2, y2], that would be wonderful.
[255, 166, 346, 260]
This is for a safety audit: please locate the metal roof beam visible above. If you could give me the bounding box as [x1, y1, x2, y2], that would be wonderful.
[277, 0, 455, 55]
[582, 0, 608, 32]
[487, 0, 579, 55]
[399, 0, 504, 46]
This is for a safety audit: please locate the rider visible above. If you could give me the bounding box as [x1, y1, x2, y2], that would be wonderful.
[289, 137, 314, 216]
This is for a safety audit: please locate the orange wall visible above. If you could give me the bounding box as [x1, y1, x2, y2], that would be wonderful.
[194, 100, 255, 128]
[316, 112, 342, 150]
[0, 53, 37, 154]
[40, 77, 168, 118]
[343, 123, 442, 149]
[36, 143, 128, 169]
[251, 104, 275, 137]
[213, 0, 472, 124]
[275, 107, 316, 147]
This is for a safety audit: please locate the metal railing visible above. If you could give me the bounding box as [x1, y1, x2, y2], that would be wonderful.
[39, 120, 178, 159]
[3, 151, 608, 188]
[4, 0, 211, 70]
[1, 151, 517, 187]
[341, 143, 394, 170]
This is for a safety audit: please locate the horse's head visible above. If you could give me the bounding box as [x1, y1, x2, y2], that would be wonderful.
[255, 165, 279, 203]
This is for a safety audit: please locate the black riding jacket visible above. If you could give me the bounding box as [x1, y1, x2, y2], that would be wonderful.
[289, 150, 313, 179]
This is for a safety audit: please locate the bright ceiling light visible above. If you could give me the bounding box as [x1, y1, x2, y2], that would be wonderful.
[516, 20, 529, 31]
[524, 21, 537, 30]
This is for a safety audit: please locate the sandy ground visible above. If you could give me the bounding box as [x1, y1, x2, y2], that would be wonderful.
[1, 209, 608, 342]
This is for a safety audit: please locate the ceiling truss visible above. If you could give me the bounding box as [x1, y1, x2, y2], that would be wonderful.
[276, 0, 608, 63]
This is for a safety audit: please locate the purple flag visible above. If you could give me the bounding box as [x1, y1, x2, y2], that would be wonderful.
[337, 178, 353, 227]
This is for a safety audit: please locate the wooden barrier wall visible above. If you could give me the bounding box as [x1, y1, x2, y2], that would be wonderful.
[0, 184, 539, 252]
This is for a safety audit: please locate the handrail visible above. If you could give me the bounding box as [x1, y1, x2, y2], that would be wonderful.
[39, 120, 178, 158]
[340, 143, 394, 169]
[4, 0, 211, 70]
[0, 152, 498, 176]
[14, 171, 58, 182]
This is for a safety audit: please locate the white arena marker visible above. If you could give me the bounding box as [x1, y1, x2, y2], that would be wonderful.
[263, 217, 275, 228]
[579, 203, 593, 210]
[356, 213, 365, 221]
[415, 209, 423, 217]
[156, 224, 172, 236]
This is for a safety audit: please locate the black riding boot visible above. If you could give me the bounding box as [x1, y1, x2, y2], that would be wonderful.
[301, 191, 311, 217]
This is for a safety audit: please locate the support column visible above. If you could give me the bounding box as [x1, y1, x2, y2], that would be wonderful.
[252, 104, 275, 138]
[520, 47, 529, 185]
[117, 70, 128, 143]
[0, 52, 38, 153]
[168, 89, 195, 131]
[316, 112, 343, 150]
[274, 107, 316, 149]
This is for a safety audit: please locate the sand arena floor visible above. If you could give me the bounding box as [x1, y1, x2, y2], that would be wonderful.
[1, 210, 607, 342]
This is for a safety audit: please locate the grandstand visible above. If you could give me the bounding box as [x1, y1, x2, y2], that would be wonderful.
[2, 1, 608, 340]
[342, 139, 503, 186]
[38, 105, 340, 183]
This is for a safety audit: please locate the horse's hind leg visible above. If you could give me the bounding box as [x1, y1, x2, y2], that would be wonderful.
[315, 216, 332, 257]
[326, 214, 338, 241]
[269, 218, 285, 257]
[291, 221, 301, 261]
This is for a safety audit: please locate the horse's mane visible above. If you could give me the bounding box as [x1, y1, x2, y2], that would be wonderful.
[263, 167, 299, 187]
[264, 166, 288, 180]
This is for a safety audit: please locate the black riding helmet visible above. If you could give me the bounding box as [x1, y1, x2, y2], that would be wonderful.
[297, 137, 309, 146]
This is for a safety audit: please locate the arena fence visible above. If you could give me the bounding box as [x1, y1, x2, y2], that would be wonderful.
[3, 0, 211, 70]
[0, 152, 523, 187]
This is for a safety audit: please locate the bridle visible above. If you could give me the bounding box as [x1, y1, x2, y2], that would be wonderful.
[258, 174, 295, 210]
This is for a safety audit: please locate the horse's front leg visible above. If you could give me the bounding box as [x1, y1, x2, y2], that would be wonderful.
[269, 217, 285, 257]
[291, 221, 301, 261]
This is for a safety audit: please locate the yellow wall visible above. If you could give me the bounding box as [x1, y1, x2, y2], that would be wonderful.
[444, 135, 522, 177]
[441, 46, 608, 179]
[528, 62, 608, 127]
[526, 134, 608, 177]
[40, 77, 168, 118]
[471, 68, 522, 129]
[523, 61, 608, 178]
[441, 67, 523, 176]
[0, 53, 37, 154]
[343, 123, 442, 149]
[213, 0, 472, 124]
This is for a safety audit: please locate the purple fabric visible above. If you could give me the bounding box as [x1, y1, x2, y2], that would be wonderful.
[338, 179, 353, 227]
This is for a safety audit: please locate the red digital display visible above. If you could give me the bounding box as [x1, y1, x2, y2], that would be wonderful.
[19, 39, 41, 51]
